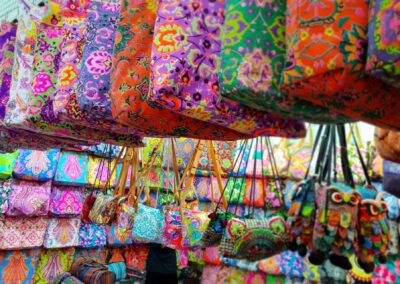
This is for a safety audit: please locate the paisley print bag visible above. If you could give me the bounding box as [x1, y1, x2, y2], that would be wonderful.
[33, 247, 75, 284]
[0, 151, 18, 179]
[0, 216, 49, 249]
[366, 0, 400, 88]
[49, 185, 85, 216]
[13, 149, 60, 181]
[78, 222, 107, 248]
[6, 180, 51, 217]
[43, 218, 81, 248]
[150, 0, 305, 138]
[132, 203, 166, 243]
[54, 151, 88, 186]
[0, 249, 41, 284]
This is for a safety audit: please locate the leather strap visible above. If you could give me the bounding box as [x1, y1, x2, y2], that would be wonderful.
[207, 141, 227, 211]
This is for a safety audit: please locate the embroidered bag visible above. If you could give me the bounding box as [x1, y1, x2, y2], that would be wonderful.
[33, 247, 75, 284]
[0, 249, 41, 284]
[78, 222, 107, 248]
[150, 0, 306, 137]
[88, 192, 120, 225]
[0, 179, 11, 214]
[0, 216, 49, 249]
[49, 185, 85, 216]
[0, 151, 18, 179]
[6, 179, 51, 217]
[43, 218, 81, 248]
[13, 149, 60, 181]
[54, 151, 88, 186]
[132, 203, 165, 244]
[366, 0, 400, 88]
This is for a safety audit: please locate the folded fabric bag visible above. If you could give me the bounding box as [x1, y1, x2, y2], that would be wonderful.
[54, 151, 88, 186]
[43, 218, 81, 248]
[49, 185, 85, 217]
[0, 249, 41, 284]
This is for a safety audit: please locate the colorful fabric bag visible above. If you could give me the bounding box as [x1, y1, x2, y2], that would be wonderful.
[0, 216, 49, 249]
[150, 0, 306, 138]
[280, 251, 304, 279]
[74, 248, 107, 265]
[110, 0, 250, 140]
[243, 178, 266, 207]
[33, 247, 75, 284]
[87, 156, 117, 188]
[282, 0, 400, 130]
[106, 223, 133, 246]
[181, 210, 210, 247]
[162, 210, 183, 249]
[0, 151, 18, 179]
[288, 129, 313, 180]
[203, 245, 222, 266]
[43, 218, 81, 248]
[224, 178, 245, 205]
[258, 254, 283, 276]
[6, 180, 51, 217]
[78, 222, 107, 248]
[0, 179, 11, 214]
[70, 257, 116, 284]
[244, 271, 267, 284]
[13, 149, 60, 181]
[0, 249, 41, 284]
[201, 265, 220, 284]
[88, 192, 120, 225]
[49, 185, 85, 216]
[106, 262, 126, 281]
[132, 203, 165, 243]
[366, 0, 400, 88]
[54, 151, 88, 186]
[124, 244, 149, 272]
[195, 141, 237, 176]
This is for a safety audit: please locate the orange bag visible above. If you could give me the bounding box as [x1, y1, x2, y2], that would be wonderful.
[281, 0, 400, 130]
[110, 0, 249, 140]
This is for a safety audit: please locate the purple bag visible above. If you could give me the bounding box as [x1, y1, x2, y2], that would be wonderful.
[149, 0, 305, 138]
[49, 185, 85, 217]
[6, 179, 51, 217]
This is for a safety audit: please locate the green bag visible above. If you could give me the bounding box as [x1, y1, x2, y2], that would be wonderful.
[0, 151, 18, 179]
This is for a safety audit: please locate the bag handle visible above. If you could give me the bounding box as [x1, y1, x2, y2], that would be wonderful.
[207, 140, 227, 211]
[102, 146, 126, 194]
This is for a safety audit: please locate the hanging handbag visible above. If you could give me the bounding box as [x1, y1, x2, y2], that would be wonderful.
[33, 247, 75, 283]
[150, 0, 306, 137]
[132, 203, 166, 244]
[43, 218, 81, 248]
[375, 128, 400, 163]
[6, 179, 51, 217]
[78, 222, 107, 248]
[54, 151, 89, 186]
[49, 185, 85, 217]
[0, 216, 48, 249]
[366, 0, 400, 88]
[0, 249, 41, 284]
[13, 149, 60, 181]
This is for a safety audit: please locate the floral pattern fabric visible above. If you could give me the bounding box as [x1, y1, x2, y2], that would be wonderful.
[13, 149, 60, 181]
[282, 0, 400, 130]
[220, 0, 342, 124]
[33, 247, 75, 284]
[162, 210, 183, 249]
[132, 204, 165, 243]
[43, 218, 81, 248]
[181, 210, 210, 247]
[49, 185, 85, 216]
[0, 217, 49, 249]
[78, 222, 107, 248]
[0, 151, 18, 179]
[124, 244, 149, 271]
[0, 180, 11, 214]
[54, 151, 88, 186]
[366, 0, 400, 88]
[0, 249, 41, 284]
[87, 156, 117, 188]
[150, 0, 305, 138]
[6, 180, 51, 217]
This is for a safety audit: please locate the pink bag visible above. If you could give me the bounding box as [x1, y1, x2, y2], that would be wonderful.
[162, 210, 183, 250]
[43, 218, 81, 248]
[0, 216, 48, 249]
[6, 180, 51, 217]
[49, 185, 85, 216]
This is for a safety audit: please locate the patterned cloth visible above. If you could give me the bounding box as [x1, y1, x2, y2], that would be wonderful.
[132, 204, 165, 243]
[54, 151, 88, 186]
[78, 222, 107, 248]
[149, 0, 305, 138]
[49, 185, 85, 216]
[0, 249, 41, 284]
[43, 218, 81, 248]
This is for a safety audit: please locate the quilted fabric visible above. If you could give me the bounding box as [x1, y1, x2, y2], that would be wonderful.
[0, 249, 41, 284]
[33, 247, 75, 284]
[0, 152, 17, 180]
[150, 0, 305, 138]
[133, 204, 165, 243]
[43, 218, 81, 248]
[6, 180, 51, 217]
[181, 210, 210, 247]
[13, 149, 60, 181]
[366, 0, 400, 88]
[78, 222, 107, 248]
[54, 151, 88, 186]
[49, 185, 85, 216]
[0, 217, 49, 249]
[162, 210, 183, 250]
